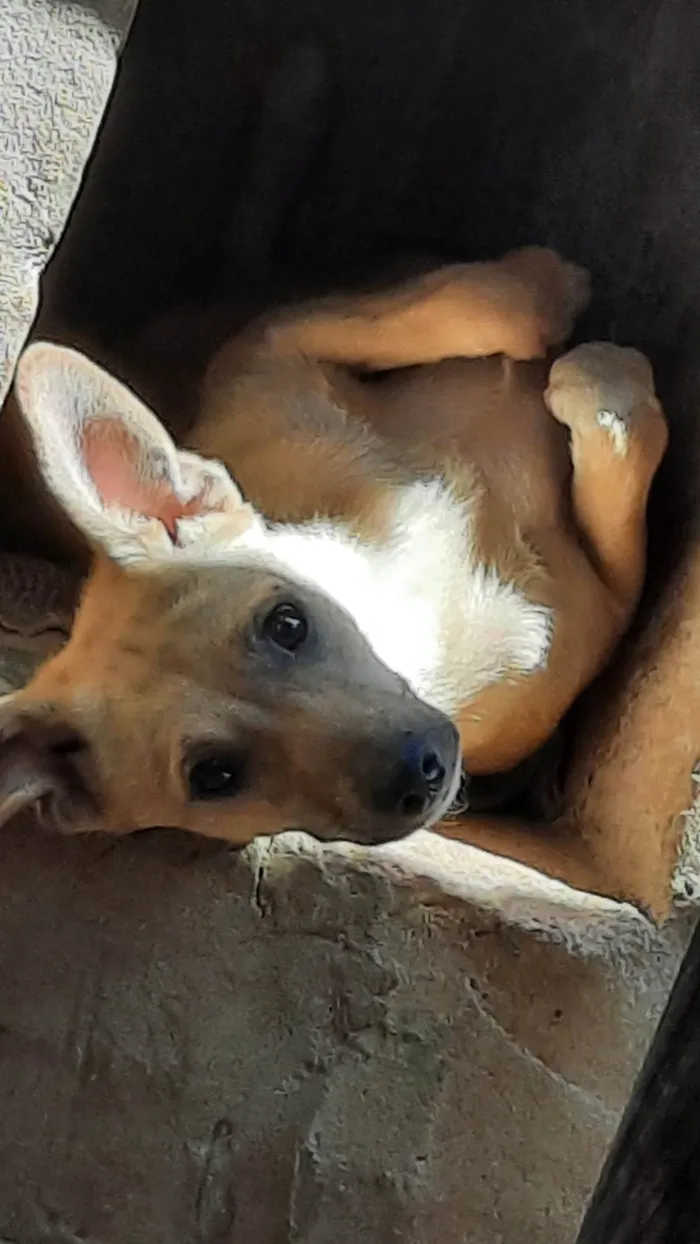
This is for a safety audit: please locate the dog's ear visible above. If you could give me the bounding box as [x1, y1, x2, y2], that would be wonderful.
[0, 693, 101, 834]
[13, 343, 265, 566]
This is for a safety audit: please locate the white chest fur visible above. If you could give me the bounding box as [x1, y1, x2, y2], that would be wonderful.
[263, 479, 552, 714]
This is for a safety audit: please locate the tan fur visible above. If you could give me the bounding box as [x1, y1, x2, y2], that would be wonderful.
[0, 247, 668, 890]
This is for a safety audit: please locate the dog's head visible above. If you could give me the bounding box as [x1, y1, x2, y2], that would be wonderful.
[0, 343, 462, 847]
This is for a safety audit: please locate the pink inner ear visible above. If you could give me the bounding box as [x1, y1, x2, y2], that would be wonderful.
[82, 418, 205, 535]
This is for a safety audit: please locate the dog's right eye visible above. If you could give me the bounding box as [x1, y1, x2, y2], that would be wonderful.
[260, 601, 309, 653]
[188, 751, 247, 801]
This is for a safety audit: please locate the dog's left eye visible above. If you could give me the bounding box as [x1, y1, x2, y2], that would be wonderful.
[260, 601, 309, 653]
[188, 752, 247, 801]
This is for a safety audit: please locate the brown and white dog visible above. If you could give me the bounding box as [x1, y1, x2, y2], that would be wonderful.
[0, 246, 668, 867]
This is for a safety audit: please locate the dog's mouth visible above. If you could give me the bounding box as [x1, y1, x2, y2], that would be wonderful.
[451, 728, 567, 820]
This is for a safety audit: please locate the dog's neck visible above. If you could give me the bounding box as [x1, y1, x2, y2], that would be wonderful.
[257, 478, 552, 714]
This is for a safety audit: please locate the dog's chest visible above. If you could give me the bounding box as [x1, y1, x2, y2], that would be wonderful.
[262, 479, 551, 714]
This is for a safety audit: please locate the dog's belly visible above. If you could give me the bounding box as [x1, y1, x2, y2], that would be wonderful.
[363, 355, 572, 533]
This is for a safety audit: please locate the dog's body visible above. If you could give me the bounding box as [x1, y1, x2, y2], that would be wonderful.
[0, 246, 668, 880]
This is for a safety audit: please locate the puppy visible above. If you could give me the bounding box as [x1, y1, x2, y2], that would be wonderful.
[0, 246, 667, 875]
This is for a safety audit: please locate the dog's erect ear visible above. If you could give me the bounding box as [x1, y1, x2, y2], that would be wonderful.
[13, 343, 265, 566]
[0, 694, 101, 834]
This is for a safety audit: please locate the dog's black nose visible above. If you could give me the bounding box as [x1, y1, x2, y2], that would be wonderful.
[372, 724, 460, 825]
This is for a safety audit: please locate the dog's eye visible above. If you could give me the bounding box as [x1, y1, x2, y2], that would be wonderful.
[261, 601, 309, 653]
[188, 752, 247, 801]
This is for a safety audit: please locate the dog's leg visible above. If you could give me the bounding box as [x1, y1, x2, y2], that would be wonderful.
[432, 815, 606, 896]
[544, 343, 668, 610]
[259, 247, 590, 369]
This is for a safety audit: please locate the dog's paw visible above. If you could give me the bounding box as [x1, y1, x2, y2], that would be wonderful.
[499, 247, 591, 357]
[544, 342, 667, 461]
[545, 342, 655, 424]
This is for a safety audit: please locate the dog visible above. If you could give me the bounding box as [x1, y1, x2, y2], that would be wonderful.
[0, 245, 668, 875]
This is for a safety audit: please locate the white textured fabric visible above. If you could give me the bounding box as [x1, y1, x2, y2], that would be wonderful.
[0, 0, 137, 400]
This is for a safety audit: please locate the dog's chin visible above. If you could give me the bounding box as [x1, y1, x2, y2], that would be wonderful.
[290, 761, 468, 849]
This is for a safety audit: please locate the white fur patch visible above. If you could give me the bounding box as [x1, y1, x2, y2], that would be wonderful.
[186, 478, 553, 714]
[596, 409, 629, 457]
